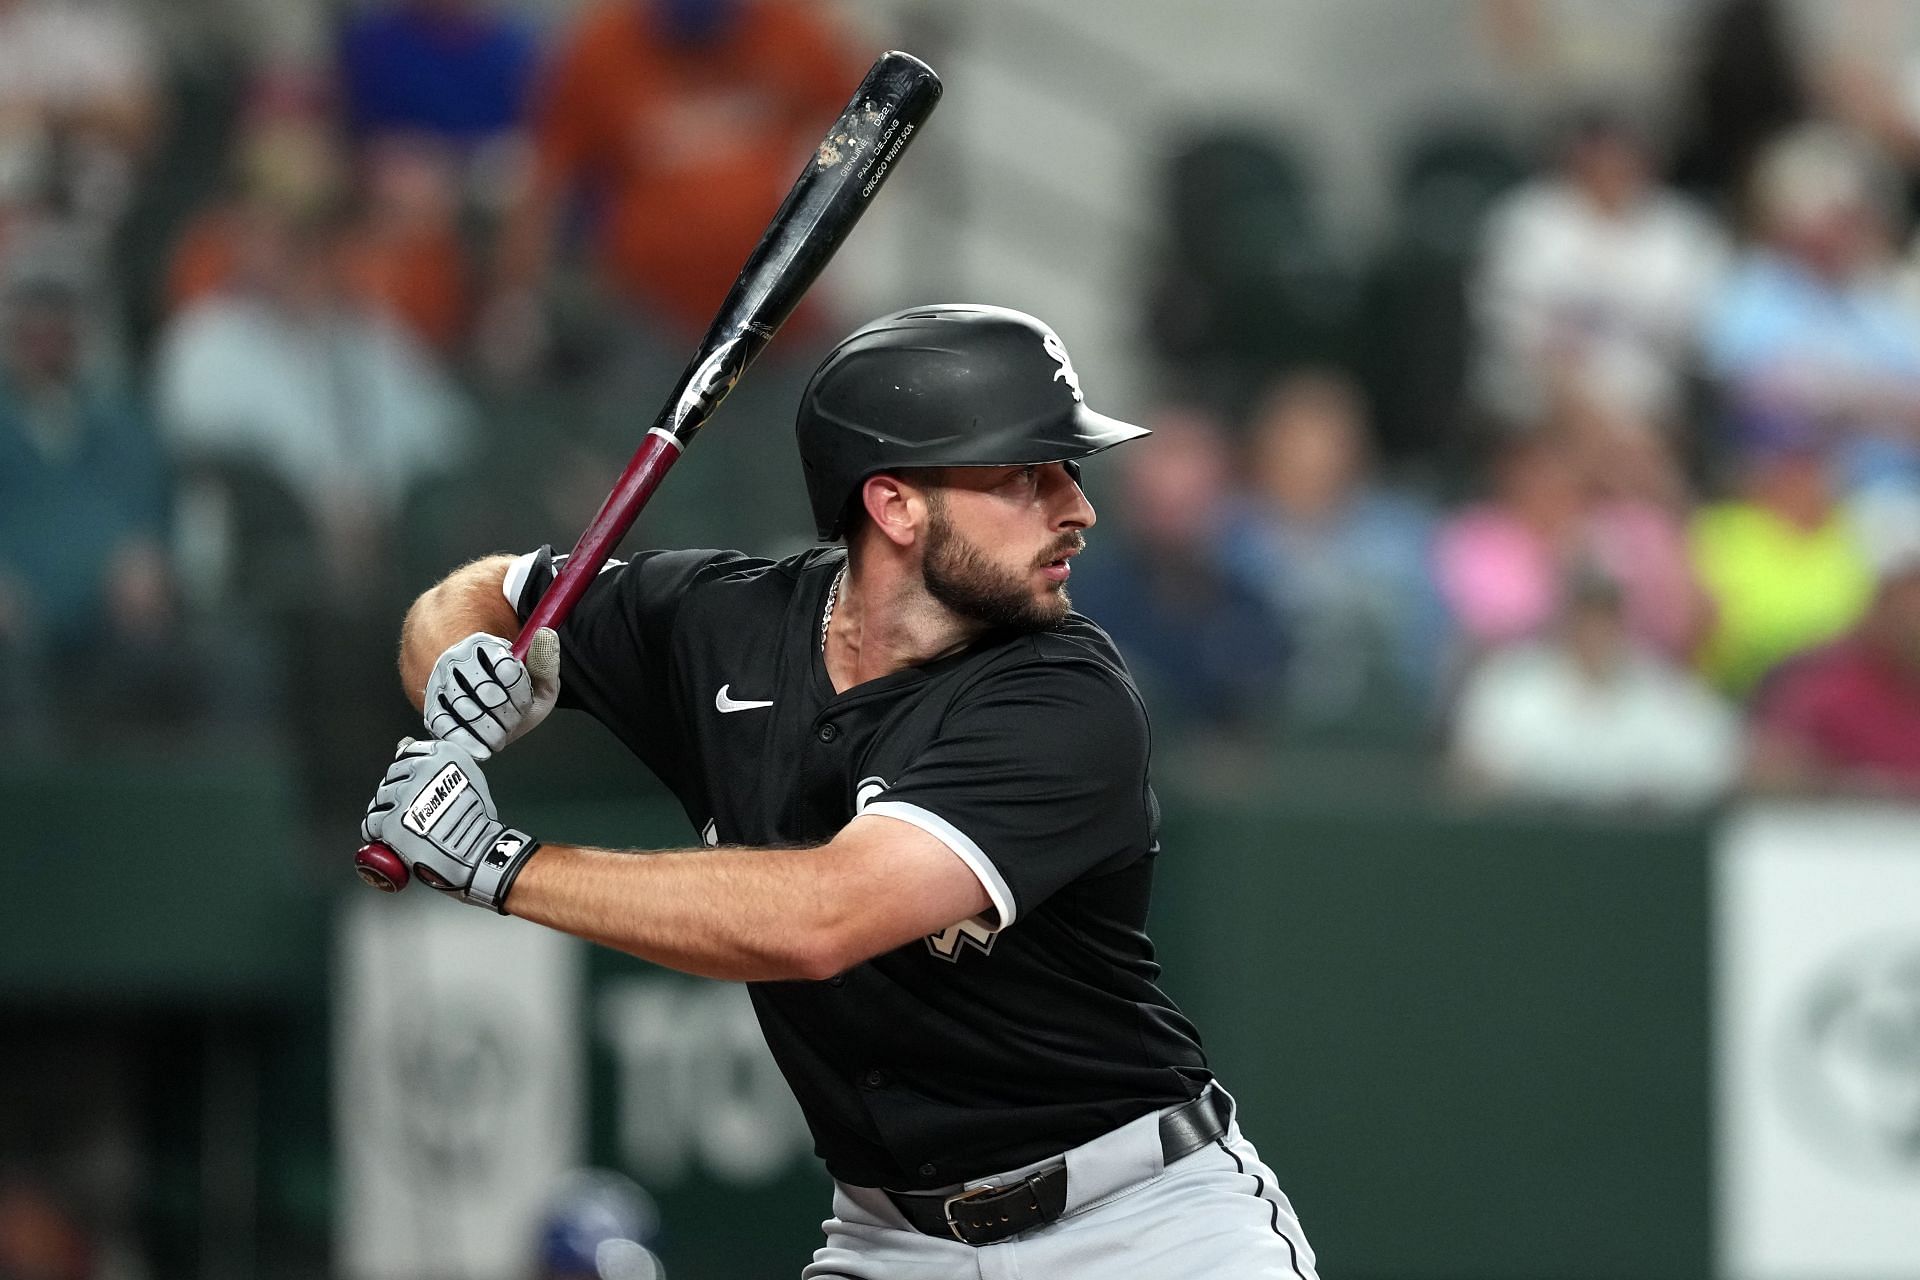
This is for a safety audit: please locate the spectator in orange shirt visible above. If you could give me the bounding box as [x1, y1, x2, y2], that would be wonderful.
[334, 134, 472, 355]
[483, 0, 862, 548]
[491, 0, 861, 349]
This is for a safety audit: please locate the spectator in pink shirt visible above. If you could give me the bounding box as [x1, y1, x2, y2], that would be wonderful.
[1435, 425, 1707, 660]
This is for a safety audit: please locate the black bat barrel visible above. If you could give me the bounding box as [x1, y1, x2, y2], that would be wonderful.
[655, 50, 945, 447]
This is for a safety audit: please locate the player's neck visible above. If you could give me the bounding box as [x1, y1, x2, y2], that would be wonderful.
[825, 556, 982, 694]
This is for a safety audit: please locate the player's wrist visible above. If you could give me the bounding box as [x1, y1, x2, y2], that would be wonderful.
[466, 828, 543, 914]
[360, 738, 543, 911]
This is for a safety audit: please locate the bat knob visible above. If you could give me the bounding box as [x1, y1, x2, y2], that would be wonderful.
[355, 842, 411, 893]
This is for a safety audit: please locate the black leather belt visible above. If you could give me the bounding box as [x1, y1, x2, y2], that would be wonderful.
[885, 1088, 1231, 1247]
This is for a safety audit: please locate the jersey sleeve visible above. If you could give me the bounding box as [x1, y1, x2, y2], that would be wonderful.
[503, 545, 745, 761]
[861, 660, 1155, 928]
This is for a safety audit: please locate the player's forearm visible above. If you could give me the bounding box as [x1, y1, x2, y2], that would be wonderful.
[398, 556, 524, 710]
[506, 842, 863, 983]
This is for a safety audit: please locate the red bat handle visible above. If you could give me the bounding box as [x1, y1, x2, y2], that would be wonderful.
[353, 433, 687, 893]
[514, 431, 683, 655]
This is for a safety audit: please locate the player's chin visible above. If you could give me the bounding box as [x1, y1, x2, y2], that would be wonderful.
[1035, 583, 1072, 623]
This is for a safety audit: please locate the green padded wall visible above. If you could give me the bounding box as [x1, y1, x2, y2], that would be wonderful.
[1152, 792, 1714, 1280]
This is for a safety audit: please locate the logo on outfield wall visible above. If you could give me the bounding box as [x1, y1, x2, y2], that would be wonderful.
[372, 1000, 525, 1183]
[1777, 936, 1920, 1175]
[597, 978, 812, 1189]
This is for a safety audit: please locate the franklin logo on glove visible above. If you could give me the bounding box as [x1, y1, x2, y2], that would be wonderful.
[362, 738, 542, 914]
[403, 763, 471, 835]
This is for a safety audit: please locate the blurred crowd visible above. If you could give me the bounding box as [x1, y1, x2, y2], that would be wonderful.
[0, 0, 862, 824]
[10, 2, 1920, 1275]
[1118, 0, 1920, 810]
[8, 0, 1920, 833]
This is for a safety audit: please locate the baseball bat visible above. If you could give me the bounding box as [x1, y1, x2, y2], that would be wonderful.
[355, 50, 943, 892]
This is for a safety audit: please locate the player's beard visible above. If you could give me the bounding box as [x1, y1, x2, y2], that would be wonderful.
[922, 494, 1079, 634]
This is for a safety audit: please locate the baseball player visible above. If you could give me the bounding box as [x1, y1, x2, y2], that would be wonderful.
[360, 305, 1320, 1278]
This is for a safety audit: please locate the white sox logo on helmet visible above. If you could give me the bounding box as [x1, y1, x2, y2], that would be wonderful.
[1041, 331, 1084, 403]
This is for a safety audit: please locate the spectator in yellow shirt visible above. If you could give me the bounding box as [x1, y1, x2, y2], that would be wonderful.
[1690, 410, 1874, 696]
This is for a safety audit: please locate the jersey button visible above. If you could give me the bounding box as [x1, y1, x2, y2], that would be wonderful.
[826, 974, 845, 987]
[919, 1162, 938, 1178]
[862, 1068, 888, 1089]
[817, 722, 839, 743]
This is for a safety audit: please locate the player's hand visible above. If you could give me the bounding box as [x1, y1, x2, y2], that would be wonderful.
[423, 630, 559, 760]
[360, 738, 541, 913]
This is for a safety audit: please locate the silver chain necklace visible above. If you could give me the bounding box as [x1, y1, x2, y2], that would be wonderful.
[820, 566, 846, 652]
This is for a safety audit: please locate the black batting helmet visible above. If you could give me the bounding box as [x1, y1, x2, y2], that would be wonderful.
[795, 304, 1150, 539]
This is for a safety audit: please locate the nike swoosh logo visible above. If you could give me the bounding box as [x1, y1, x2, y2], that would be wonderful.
[715, 685, 775, 714]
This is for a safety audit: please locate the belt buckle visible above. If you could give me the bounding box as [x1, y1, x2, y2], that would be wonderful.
[941, 1182, 1002, 1244]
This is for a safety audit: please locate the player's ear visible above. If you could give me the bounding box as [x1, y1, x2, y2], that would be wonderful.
[860, 472, 927, 549]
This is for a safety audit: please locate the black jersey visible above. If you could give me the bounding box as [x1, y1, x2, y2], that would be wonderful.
[508, 544, 1211, 1190]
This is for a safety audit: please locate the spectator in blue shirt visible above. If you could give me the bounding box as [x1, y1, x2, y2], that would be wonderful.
[1702, 123, 1920, 502]
[0, 271, 166, 657]
[339, 0, 539, 148]
[0, 268, 269, 742]
[0, 267, 167, 738]
[1068, 408, 1291, 739]
[1223, 371, 1451, 739]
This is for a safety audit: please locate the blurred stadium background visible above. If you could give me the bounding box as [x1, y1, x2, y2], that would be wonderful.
[5, 0, 1920, 1276]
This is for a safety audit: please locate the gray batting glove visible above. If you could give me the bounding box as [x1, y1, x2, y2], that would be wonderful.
[360, 737, 542, 912]
[423, 629, 559, 760]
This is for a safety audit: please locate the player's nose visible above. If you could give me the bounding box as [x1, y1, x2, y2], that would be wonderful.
[1043, 462, 1095, 530]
